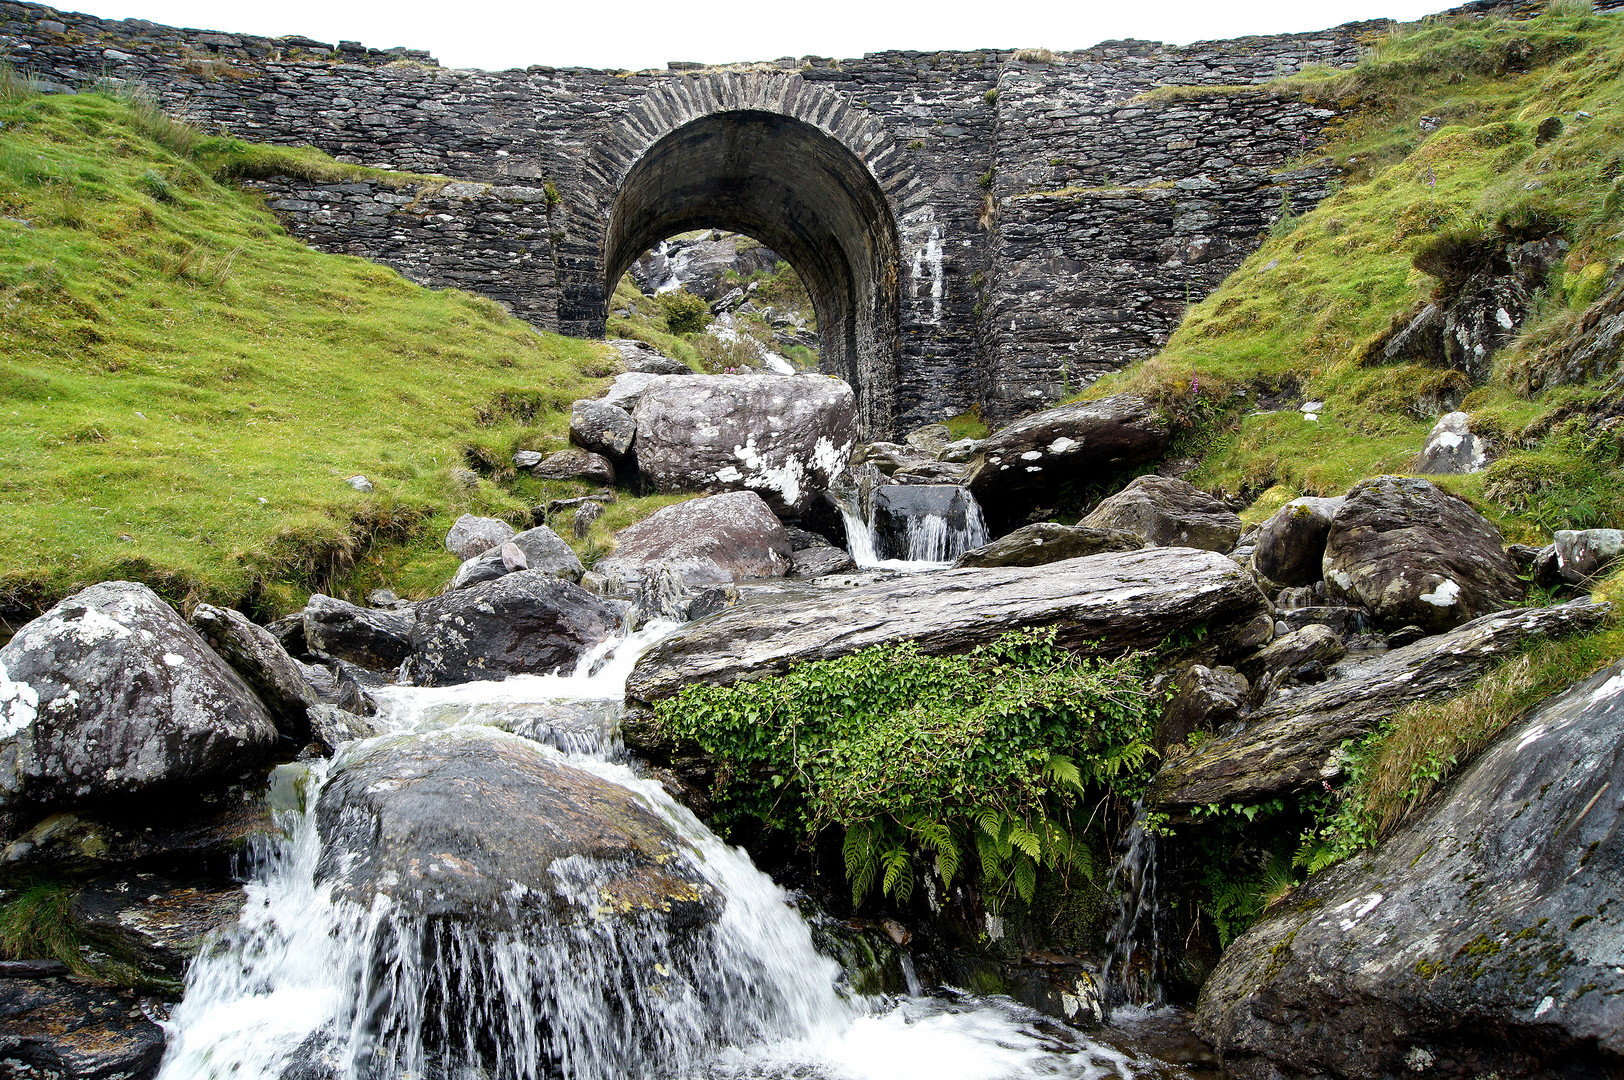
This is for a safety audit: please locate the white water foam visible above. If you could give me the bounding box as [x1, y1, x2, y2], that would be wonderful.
[840, 494, 989, 573]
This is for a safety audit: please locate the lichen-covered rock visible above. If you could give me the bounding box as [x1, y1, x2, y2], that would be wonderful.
[531, 446, 616, 485]
[608, 338, 691, 375]
[0, 582, 278, 813]
[1236, 624, 1345, 683]
[954, 522, 1141, 569]
[1155, 664, 1249, 752]
[0, 974, 166, 1079]
[1554, 527, 1624, 585]
[1415, 410, 1491, 474]
[593, 491, 793, 589]
[191, 603, 319, 741]
[444, 514, 515, 561]
[1252, 496, 1344, 586]
[1197, 658, 1624, 1079]
[570, 398, 637, 461]
[446, 524, 585, 591]
[1081, 475, 1242, 553]
[631, 374, 857, 516]
[409, 571, 620, 686]
[965, 395, 1170, 527]
[788, 545, 856, 579]
[302, 594, 414, 672]
[1322, 476, 1524, 632]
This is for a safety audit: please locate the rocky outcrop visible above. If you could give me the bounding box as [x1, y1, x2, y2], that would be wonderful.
[1252, 496, 1343, 586]
[408, 571, 620, 686]
[444, 514, 515, 562]
[1555, 528, 1624, 585]
[966, 395, 1170, 526]
[190, 603, 319, 741]
[631, 374, 857, 516]
[1155, 664, 1249, 751]
[446, 525, 584, 591]
[627, 547, 1272, 703]
[1198, 658, 1624, 1079]
[0, 974, 166, 1080]
[953, 522, 1142, 568]
[1415, 411, 1491, 474]
[1237, 624, 1345, 686]
[1149, 601, 1610, 811]
[789, 546, 856, 579]
[315, 727, 717, 927]
[1080, 475, 1242, 553]
[1322, 476, 1524, 631]
[570, 398, 637, 461]
[302, 594, 414, 672]
[0, 582, 278, 813]
[592, 491, 793, 589]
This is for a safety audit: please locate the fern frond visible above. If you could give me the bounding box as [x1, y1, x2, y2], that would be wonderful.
[1008, 821, 1042, 861]
[1043, 753, 1084, 791]
[1012, 851, 1038, 904]
[881, 847, 914, 903]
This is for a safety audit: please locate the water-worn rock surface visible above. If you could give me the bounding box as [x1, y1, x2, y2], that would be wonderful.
[954, 522, 1142, 568]
[302, 594, 415, 672]
[593, 491, 792, 589]
[1197, 658, 1624, 1079]
[0, 973, 166, 1079]
[409, 572, 620, 686]
[1081, 475, 1242, 553]
[0, 582, 277, 813]
[627, 546, 1272, 702]
[1149, 601, 1610, 810]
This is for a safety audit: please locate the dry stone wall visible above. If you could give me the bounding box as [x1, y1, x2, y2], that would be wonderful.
[0, 0, 1511, 433]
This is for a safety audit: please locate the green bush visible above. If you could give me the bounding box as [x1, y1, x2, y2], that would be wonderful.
[655, 288, 711, 334]
[656, 628, 1160, 909]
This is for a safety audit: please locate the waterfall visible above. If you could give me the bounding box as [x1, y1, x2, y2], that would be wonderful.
[1100, 806, 1165, 1011]
[839, 488, 988, 571]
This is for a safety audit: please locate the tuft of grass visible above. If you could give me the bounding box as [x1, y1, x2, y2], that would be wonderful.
[0, 880, 82, 968]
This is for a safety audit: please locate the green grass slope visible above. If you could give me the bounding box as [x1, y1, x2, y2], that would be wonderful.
[0, 88, 652, 624]
[1084, 2, 1624, 542]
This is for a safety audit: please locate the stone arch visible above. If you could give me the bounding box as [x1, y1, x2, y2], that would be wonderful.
[582, 73, 923, 437]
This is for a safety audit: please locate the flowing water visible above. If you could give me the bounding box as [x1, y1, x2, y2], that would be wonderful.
[159, 623, 1193, 1080]
[841, 493, 989, 571]
[1101, 808, 1165, 1010]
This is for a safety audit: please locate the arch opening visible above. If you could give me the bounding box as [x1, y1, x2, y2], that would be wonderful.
[604, 110, 901, 437]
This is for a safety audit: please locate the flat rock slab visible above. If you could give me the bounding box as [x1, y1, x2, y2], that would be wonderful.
[0, 975, 165, 1080]
[1198, 658, 1624, 1078]
[1149, 601, 1610, 811]
[627, 547, 1272, 703]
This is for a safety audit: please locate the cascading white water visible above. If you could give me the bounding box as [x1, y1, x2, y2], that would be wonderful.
[840, 491, 989, 572]
[1101, 806, 1165, 1011]
[160, 622, 1168, 1080]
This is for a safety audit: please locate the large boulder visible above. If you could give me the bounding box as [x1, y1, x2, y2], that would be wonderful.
[1081, 475, 1242, 553]
[409, 571, 620, 686]
[0, 582, 278, 813]
[570, 398, 637, 461]
[1148, 601, 1610, 811]
[1322, 476, 1524, 632]
[965, 394, 1171, 528]
[593, 491, 793, 589]
[446, 524, 584, 592]
[302, 594, 414, 672]
[190, 603, 319, 741]
[631, 373, 857, 516]
[601, 370, 661, 412]
[869, 485, 983, 562]
[627, 547, 1273, 703]
[1252, 496, 1344, 586]
[1197, 658, 1624, 1078]
[444, 514, 514, 561]
[954, 522, 1142, 569]
[608, 338, 692, 375]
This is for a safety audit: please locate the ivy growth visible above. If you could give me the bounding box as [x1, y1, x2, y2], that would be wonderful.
[655, 628, 1160, 909]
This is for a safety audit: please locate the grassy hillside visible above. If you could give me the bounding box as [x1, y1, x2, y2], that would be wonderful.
[0, 86, 674, 625]
[1084, 2, 1624, 542]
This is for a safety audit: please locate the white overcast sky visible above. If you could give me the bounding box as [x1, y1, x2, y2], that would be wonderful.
[59, 0, 1453, 72]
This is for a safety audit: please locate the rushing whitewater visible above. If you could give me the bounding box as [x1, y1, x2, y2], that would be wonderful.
[841, 491, 989, 571]
[159, 622, 1164, 1080]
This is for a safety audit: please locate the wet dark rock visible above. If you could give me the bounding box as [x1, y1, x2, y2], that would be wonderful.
[593, 491, 792, 589]
[1274, 606, 1370, 638]
[190, 603, 319, 742]
[532, 446, 616, 485]
[302, 594, 414, 672]
[788, 545, 857, 579]
[1384, 624, 1428, 648]
[315, 728, 718, 928]
[0, 975, 165, 1080]
[965, 395, 1170, 528]
[570, 398, 637, 461]
[1148, 601, 1610, 811]
[1155, 664, 1249, 752]
[1237, 625, 1345, 684]
[1080, 475, 1242, 553]
[628, 547, 1272, 703]
[408, 571, 620, 687]
[631, 374, 857, 517]
[1554, 527, 1624, 585]
[1322, 476, 1524, 632]
[1198, 659, 1624, 1079]
[1252, 496, 1344, 586]
[1415, 410, 1491, 474]
[954, 522, 1141, 569]
[264, 613, 308, 659]
[444, 514, 515, 561]
[305, 704, 383, 756]
[299, 661, 372, 716]
[0, 582, 277, 813]
[783, 524, 830, 551]
[72, 872, 246, 978]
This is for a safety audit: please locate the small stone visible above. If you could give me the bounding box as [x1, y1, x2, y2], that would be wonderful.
[344, 474, 373, 492]
[573, 501, 604, 540]
[513, 450, 544, 469]
[500, 541, 528, 572]
[366, 588, 400, 608]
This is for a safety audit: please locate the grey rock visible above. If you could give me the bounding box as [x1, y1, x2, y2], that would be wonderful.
[303, 594, 414, 672]
[601, 370, 661, 412]
[570, 398, 637, 461]
[609, 338, 691, 374]
[631, 374, 857, 517]
[344, 474, 373, 492]
[573, 500, 604, 539]
[1081, 474, 1242, 553]
[939, 438, 982, 464]
[1156, 664, 1249, 751]
[1274, 585, 1318, 610]
[789, 545, 857, 579]
[1253, 496, 1344, 586]
[966, 395, 1171, 526]
[533, 447, 616, 485]
[299, 661, 373, 716]
[1415, 410, 1491, 474]
[891, 460, 970, 485]
[365, 588, 401, 608]
[0, 582, 278, 812]
[851, 441, 937, 476]
[444, 514, 515, 561]
[191, 603, 320, 742]
[954, 522, 1142, 568]
[1198, 658, 1624, 1078]
[782, 525, 830, 551]
[1237, 624, 1345, 683]
[903, 422, 953, 453]
[512, 449, 544, 469]
[1554, 528, 1624, 585]
[409, 571, 620, 686]
[594, 491, 793, 589]
[445, 526, 583, 593]
[500, 542, 527, 572]
[305, 703, 382, 756]
[1275, 606, 1371, 638]
[1148, 601, 1610, 811]
[1322, 476, 1524, 632]
[627, 547, 1273, 703]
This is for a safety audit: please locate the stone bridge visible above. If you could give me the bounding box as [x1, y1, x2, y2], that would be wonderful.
[0, 0, 1387, 434]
